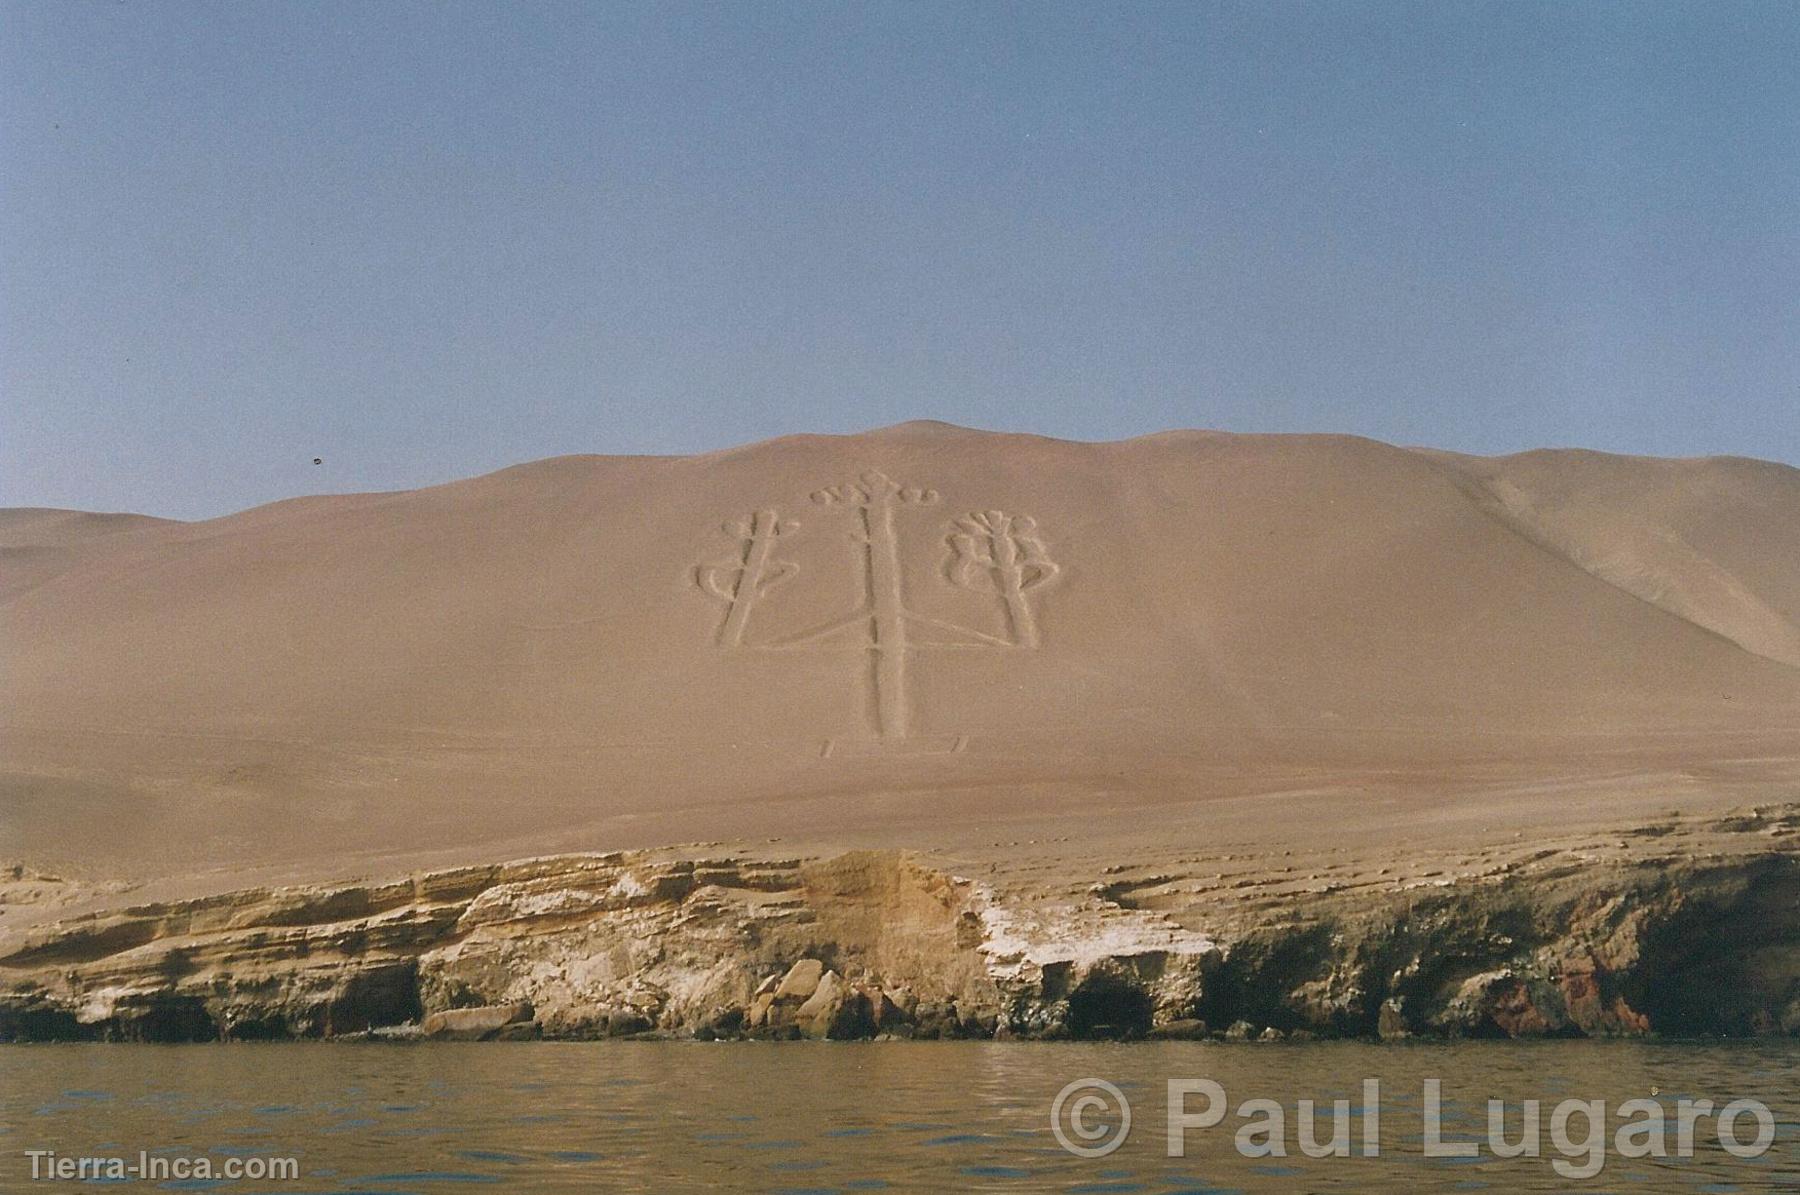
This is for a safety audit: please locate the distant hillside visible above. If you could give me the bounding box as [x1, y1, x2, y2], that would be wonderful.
[4, 422, 1797, 888]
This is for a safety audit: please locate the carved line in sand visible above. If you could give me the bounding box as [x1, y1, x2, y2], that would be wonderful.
[695, 470, 1058, 749]
[946, 510, 1059, 649]
[696, 509, 801, 647]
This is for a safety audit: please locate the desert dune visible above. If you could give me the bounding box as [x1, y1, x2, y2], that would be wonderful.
[1, 421, 1796, 899]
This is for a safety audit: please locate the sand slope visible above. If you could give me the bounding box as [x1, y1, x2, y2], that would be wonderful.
[4, 423, 1797, 890]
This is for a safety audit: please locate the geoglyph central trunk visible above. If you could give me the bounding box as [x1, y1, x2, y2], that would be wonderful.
[696, 469, 1058, 745]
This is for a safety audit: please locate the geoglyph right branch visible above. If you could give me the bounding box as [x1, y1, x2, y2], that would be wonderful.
[946, 510, 1059, 647]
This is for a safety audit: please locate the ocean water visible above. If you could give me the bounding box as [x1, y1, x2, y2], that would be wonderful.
[3, 1041, 1797, 1192]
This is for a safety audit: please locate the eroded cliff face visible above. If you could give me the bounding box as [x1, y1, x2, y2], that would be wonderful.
[1, 807, 1795, 1043]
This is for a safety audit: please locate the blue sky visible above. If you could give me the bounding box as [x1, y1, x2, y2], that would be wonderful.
[3, 1, 1796, 519]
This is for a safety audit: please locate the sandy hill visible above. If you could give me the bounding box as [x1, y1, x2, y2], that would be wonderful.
[4, 422, 1798, 896]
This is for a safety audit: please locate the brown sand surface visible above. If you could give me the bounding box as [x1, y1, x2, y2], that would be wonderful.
[4, 423, 1797, 912]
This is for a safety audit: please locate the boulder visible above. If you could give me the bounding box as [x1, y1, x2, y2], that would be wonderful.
[868, 987, 908, 1030]
[912, 1000, 957, 1039]
[746, 991, 775, 1029]
[791, 971, 880, 1039]
[692, 1006, 743, 1041]
[775, 959, 825, 1001]
[1377, 998, 1410, 1041]
[795, 970, 842, 1018]
[1223, 1019, 1257, 1041]
[1147, 1017, 1209, 1041]
[796, 970, 846, 1038]
[884, 986, 919, 1019]
[420, 1002, 534, 1041]
[956, 1004, 998, 1037]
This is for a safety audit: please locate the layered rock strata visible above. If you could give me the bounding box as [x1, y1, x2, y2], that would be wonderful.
[2, 807, 1794, 1042]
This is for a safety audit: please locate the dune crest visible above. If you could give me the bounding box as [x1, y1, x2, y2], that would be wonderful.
[1423, 449, 1800, 668]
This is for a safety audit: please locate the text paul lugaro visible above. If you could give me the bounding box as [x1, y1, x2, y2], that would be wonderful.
[1158, 1078, 1776, 1178]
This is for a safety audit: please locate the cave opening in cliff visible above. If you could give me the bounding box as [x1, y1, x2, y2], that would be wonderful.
[325, 963, 424, 1036]
[1627, 865, 1800, 1037]
[1066, 972, 1154, 1040]
[119, 997, 217, 1043]
[224, 1016, 292, 1041]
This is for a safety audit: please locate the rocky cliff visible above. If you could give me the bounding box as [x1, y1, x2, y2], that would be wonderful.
[4, 805, 1794, 1043]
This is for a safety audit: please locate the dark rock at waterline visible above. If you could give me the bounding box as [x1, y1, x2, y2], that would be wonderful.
[421, 1002, 535, 1041]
